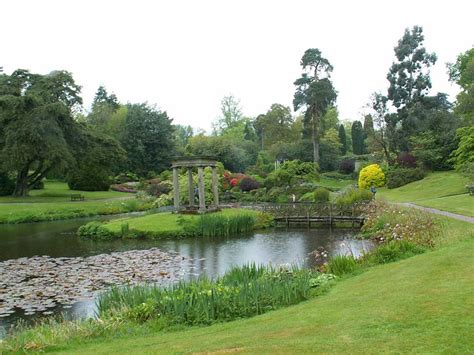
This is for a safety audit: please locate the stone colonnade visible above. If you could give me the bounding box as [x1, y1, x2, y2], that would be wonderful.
[171, 157, 219, 212]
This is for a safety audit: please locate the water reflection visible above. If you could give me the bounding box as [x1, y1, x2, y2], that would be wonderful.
[159, 229, 373, 278]
[0, 217, 373, 337]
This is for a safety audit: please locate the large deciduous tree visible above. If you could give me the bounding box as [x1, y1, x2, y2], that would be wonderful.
[448, 47, 474, 125]
[120, 103, 175, 177]
[294, 48, 337, 167]
[0, 69, 82, 196]
[213, 95, 244, 134]
[254, 103, 293, 150]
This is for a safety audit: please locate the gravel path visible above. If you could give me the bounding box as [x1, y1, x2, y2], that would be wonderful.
[400, 202, 474, 224]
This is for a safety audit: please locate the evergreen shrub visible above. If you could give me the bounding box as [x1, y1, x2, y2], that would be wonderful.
[358, 164, 385, 189]
[386, 168, 425, 189]
[339, 159, 355, 174]
[313, 187, 330, 202]
[68, 166, 112, 191]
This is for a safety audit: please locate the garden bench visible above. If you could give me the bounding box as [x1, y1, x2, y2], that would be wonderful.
[70, 194, 85, 201]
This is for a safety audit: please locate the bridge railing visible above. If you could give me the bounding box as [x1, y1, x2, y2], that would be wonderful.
[240, 202, 370, 218]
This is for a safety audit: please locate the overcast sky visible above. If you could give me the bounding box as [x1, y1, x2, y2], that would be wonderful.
[2, 0, 473, 131]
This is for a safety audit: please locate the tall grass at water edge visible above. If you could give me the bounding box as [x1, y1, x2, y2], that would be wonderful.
[97, 264, 332, 325]
[196, 213, 256, 237]
[326, 240, 427, 277]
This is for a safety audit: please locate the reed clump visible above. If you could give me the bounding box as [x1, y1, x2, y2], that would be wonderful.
[97, 264, 330, 325]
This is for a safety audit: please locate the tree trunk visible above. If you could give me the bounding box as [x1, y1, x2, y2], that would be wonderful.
[311, 113, 320, 167]
[13, 166, 30, 197]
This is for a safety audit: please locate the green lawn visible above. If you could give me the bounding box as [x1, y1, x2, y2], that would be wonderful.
[378, 171, 469, 202]
[103, 208, 260, 235]
[416, 194, 474, 217]
[318, 175, 355, 190]
[377, 171, 473, 217]
[105, 212, 187, 234]
[0, 181, 145, 224]
[0, 200, 146, 224]
[0, 181, 130, 203]
[41, 218, 473, 354]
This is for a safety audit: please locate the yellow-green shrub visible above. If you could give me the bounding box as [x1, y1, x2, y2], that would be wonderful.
[358, 164, 385, 189]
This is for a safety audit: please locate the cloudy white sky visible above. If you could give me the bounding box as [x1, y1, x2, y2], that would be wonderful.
[2, 0, 473, 131]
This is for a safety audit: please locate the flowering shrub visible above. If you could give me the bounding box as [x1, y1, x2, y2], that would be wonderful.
[361, 201, 440, 247]
[111, 184, 137, 193]
[230, 178, 239, 187]
[358, 164, 385, 189]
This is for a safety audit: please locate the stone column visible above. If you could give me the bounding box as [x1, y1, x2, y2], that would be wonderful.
[198, 166, 206, 211]
[187, 168, 194, 207]
[212, 166, 219, 207]
[173, 167, 180, 210]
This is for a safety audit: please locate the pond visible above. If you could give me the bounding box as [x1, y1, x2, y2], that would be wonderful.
[0, 215, 373, 337]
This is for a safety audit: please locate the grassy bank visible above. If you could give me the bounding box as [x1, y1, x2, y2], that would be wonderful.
[378, 171, 472, 217]
[416, 194, 474, 217]
[378, 171, 469, 202]
[0, 181, 152, 224]
[0, 199, 152, 224]
[78, 209, 273, 240]
[2, 216, 472, 353]
[0, 181, 130, 203]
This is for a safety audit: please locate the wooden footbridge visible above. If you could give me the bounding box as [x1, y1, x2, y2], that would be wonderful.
[253, 202, 367, 227]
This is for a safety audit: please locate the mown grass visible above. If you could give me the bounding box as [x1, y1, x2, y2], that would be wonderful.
[416, 194, 474, 217]
[0, 181, 145, 224]
[3, 222, 472, 354]
[318, 175, 356, 190]
[378, 171, 469, 202]
[79, 209, 271, 240]
[0, 181, 130, 203]
[0, 199, 152, 224]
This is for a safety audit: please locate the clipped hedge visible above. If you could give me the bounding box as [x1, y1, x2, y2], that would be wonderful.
[386, 168, 425, 189]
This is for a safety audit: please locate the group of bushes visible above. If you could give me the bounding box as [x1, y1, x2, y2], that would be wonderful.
[386, 167, 425, 188]
[384, 153, 426, 189]
[357, 153, 428, 190]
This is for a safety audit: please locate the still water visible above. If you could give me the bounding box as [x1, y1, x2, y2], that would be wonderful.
[0, 216, 373, 337]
